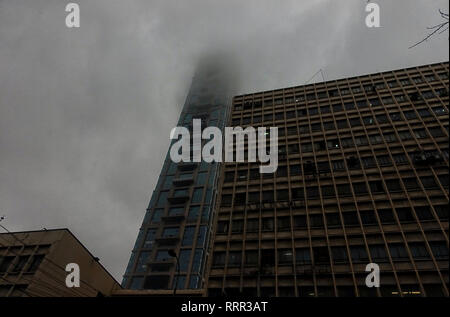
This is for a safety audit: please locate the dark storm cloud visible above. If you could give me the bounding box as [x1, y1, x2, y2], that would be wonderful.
[0, 0, 448, 281]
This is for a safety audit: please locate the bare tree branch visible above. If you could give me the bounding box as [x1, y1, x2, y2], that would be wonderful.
[409, 9, 449, 49]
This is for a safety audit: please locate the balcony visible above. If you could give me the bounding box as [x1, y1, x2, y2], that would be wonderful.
[168, 191, 190, 204]
[161, 214, 185, 223]
[155, 235, 180, 246]
[177, 162, 198, 172]
[172, 176, 194, 186]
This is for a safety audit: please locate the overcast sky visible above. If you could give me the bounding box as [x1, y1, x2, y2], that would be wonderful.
[0, 0, 448, 282]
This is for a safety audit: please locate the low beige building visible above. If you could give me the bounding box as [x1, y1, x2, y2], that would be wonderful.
[0, 228, 121, 297]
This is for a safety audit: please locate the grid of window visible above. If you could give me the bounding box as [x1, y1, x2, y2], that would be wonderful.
[207, 62, 449, 297]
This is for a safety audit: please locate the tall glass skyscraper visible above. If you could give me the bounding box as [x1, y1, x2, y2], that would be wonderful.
[122, 55, 236, 291]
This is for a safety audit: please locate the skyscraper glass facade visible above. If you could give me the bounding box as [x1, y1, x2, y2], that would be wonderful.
[122, 58, 235, 291]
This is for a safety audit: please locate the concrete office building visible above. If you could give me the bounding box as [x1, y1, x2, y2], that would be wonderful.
[206, 62, 449, 297]
[0, 229, 121, 297]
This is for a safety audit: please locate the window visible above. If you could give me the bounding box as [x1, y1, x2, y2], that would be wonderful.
[237, 170, 247, 181]
[309, 214, 324, 228]
[228, 252, 242, 266]
[246, 218, 259, 233]
[191, 249, 203, 273]
[337, 184, 352, 197]
[262, 190, 274, 202]
[418, 109, 432, 118]
[363, 116, 375, 125]
[309, 107, 319, 116]
[432, 106, 447, 116]
[420, 176, 438, 189]
[191, 188, 203, 203]
[356, 100, 368, 108]
[429, 127, 445, 137]
[332, 160, 346, 171]
[296, 249, 311, 264]
[169, 207, 185, 217]
[385, 179, 402, 192]
[221, 194, 232, 206]
[370, 98, 381, 106]
[307, 187, 320, 199]
[182, 226, 195, 246]
[396, 208, 415, 222]
[231, 220, 244, 233]
[224, 171, 235, 182]
[343, 212, 359, 226]
[414, 129, 428, 139]
[393, 153, 408, 165]
[388, 80, 398, 88]
[389, 244, 409, 261]
[26, 255, 45, 273]
[355, 136, 369, 146]
[376, 114, 388, 124]
[136, 252, 150, 272]
[311, 123, 322, 132]
[245, 250, 258, 266]
[403, 178, 420, 191]
[398, 131, 413, 141]
[317, 161, 331, 173]
[360, 211, 377, 225]
[414, 206, 433, 221]
[350, 118, 362, 127]
[409, 243, 430, 260]
[151, 209, 163, 224]
[174, 189, 189, 197]
[212, 252, 225, 267]
[390, 112, 403, 121]
[278, 249, 294, 264]
[341, 138, 354, 148]
[179, 250, 192, 271]
[294, 215, 307, 229]
[344, 102, 355, 111]
[327, 139, 340, 149]
[377, 155, 392, 167]
[196, 172, 207, 185]
[422, 91, 435, 99]
[369, 134, 383, 145]
[130, 277, 144, 290]
[162, 227, 179, 238]
[369, 245, 388, 261]
[369, 181, 385, 193]
[430, 242, 449, 260]
[326, 213, 341, 228]
[321, 186, 335, 198]
[362, 157, 377, 168]
[350, 246, 369, 262]
[217, 221, 229, 234]
[438, 174, 449, 188]
[336, 119, 348, 129]
[378, 209, 395, 223]
[157, 191, 168, 207]
[403, 110, 417, 119]
[400, 78, 411, 86]
[332, 247, 348, 263]
[301, 143, 313, 153]
[262, 218, 274, 231]
[434, 205, 449, 220]
[323, 121, 335, 130]
[382, 97, 394, 105]
[277, 189, 289, 201]
[187, 206, 200, 221]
